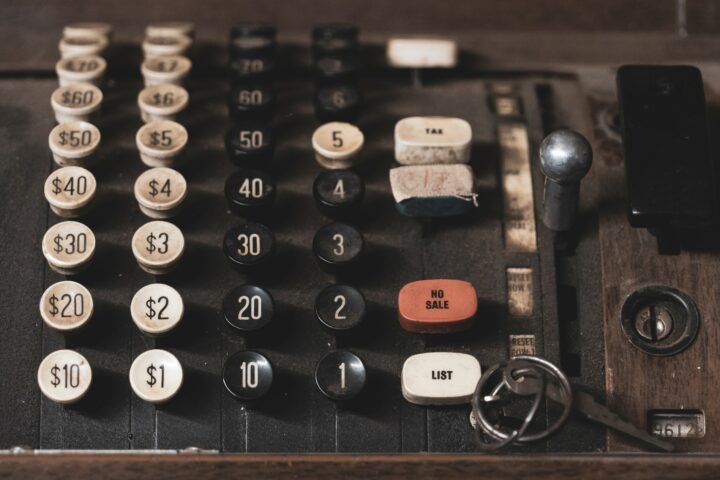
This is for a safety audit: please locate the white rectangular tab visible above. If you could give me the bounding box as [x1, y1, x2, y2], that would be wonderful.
[387, 37, 458, 68]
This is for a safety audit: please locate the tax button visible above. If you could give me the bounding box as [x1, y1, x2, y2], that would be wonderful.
[398, 279, 477, 333]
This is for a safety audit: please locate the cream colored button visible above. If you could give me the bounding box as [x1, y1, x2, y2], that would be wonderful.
[44, 166, 97, 218]
[134, 167, 187, 218]
[146, 21, 195, 39]
[130, 283, 183, 335]
[311, 122, 364, 169]
[59, 34, 108, 58]
[401, 352, 481, 405]
[56, 55, 107, 87]
[395, 116, 472, 165]
[63, 22, 113, 41]
[37, 349, 92, 404]
[39, 281, 94, 331]
[136, 120, 188, 167]
[142, 35, 192, 59]
[387, 37, 458, 69]
[42, 221, 96, 275]
[131, 221, 184, 275]
[141, 55, 192, 86]
[51, 84, 103, 123]
[137, 84, 189, 122]
[48, 121, 101, 167]
[129, 349, 183, 403]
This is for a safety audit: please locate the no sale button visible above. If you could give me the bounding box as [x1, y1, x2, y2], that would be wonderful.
[398, 279, 477, 333]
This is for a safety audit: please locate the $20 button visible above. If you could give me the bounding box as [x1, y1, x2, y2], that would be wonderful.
[39, 281, 94, 332]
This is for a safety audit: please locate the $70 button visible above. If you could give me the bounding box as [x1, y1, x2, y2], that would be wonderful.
[131, 283, 184, 335]
[131, 221, 185, 275]
[129, 349, 184, 404]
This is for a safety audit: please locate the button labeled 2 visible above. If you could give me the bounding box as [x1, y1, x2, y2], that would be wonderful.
[401, 352, 481, 405]
[398, 279, 477, 333]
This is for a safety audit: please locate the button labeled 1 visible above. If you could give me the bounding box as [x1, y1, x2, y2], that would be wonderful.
[131, 284, 184, 335]
[315, 350, 366, 401]
[401, 352, 481, 405]
[129, 349, 184, 403]
[38, 349, 92, 404]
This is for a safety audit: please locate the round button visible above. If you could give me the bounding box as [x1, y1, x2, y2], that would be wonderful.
[141, 55, 192, 86]
[223, 223, 275, 273]
[39, 281, 94, 332]
[131, 221, 185, 275]
[229, 36, 275, 58]
[225, 124, 274, 166]
[222, 285, 274, 332]
[44, 166, 97, 218]
[48, 121, 101, 167]
[231, 24, 277, 40]
[315, 350, 366, 401]
[312, 24, 358, 55]
[312, 122, 364, 169]
[56, 55, 107, 87]
[313, 169, 364, 218]
[42, 221, 96, 275]
[130, 284, 184, 335]
[313, 222, 363, 272]
[315, 284, 366, 331]
[37, 349, 92, 404]
[59, 34, 108, 58]
[314, 84, 361, 122]
[223, 351, 273, 401]
[142, 35, 192, 59]
[228, 84, 274, 121]
[136, 120, 188, 167]
[51, 84, 103, 123]
[138, 84, 189, 122]
[134, 167, 187, 219]
[129, 349, 184, 403]
[146, 21, 195, 39]
[229, 55, 276, 81]
[224, 168, 275, 217]
[63, 22, 113, 41]
[315, 54, 361, 82]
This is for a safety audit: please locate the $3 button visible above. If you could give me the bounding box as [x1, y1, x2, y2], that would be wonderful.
[131, 284, 183, 335]
[38, 349, 92, 404]
[42, 221, 96, 274]
[129, 349, 184, 404]
[132, 221, 185, 275]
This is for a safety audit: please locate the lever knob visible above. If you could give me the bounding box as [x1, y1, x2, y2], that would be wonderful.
[539, 129, 592, 231]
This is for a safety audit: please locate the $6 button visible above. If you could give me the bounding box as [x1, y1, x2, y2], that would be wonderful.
[129, 349, 184, 404]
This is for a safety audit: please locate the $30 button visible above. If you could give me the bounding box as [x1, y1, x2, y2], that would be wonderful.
[40, 281, 93, 332]
[131, 283, 183, 335]
[129, 349, 184, 404]
[42, 220, 96, 274]
[132, 221, 185, 275]
[37, 349, 92, 404]
[134, 167, 187, 219]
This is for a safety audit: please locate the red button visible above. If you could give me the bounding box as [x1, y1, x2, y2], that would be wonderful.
[398, 279, 477, 333]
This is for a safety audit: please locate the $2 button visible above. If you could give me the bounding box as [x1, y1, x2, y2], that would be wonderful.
[132, 221, 185, 275]
[38, 349, 92, 404]
[134, 167, 187, 219]
[44, 166, 97, 218]
[136, 120, 188, 167]
[131, 284, 184, 335]
[42, 221, 96, 274]
[129, 349, 184, 404]
[39, 281, 93, 332]
[398, 279, 477, 333]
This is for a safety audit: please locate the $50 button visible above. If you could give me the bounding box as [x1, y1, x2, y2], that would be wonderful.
[42, 221, 96, 274]
[129, 349, 184, 404]
[132, 221, 185, 275]
[131, 283, 183, 335]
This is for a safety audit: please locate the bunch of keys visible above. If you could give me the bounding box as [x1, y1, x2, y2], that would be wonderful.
[470, 356, 674, 452]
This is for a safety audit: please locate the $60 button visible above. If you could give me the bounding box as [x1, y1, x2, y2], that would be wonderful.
[132, 221, 185, 275]
[129, 349, 184, 404]
[131, 283, 184, 335]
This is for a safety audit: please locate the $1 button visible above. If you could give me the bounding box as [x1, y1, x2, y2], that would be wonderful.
[48, 121, 101, 167]
[51, 84, 103, 123]
[42, 221, 96, 274]
[39, 281, 93, 331]
[129, 349, 184, 403]
[134, 167, 187, 219]
[401, 352, 481, 405]
[136, 120, 188, 167]
[38, 349, 92, 404]
[132, 221, 185, 275]
[131, 284, 184, 335]
[44, 166, 97, 218]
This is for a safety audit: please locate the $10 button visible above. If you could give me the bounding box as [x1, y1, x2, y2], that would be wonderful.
[131, 284, 183, 335]
[38, 349, 92, 404]
[132, 221, 185, 275]
[129, 349, 184, 403]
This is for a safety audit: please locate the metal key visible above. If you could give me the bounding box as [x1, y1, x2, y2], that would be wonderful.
[504, 362, 674, 452]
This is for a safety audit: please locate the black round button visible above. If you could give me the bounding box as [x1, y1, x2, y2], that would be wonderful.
[228, 84, 275, 121]
[312, 24, 358, 55]
[313, 222, 363, 272]
[315, 54, 361, 82]
[314, 84, 361, 122]
[231, 24, 277, 40]
[225, 168, 275, 217]
[223, 350, 274, 401]
[225, 124, 274, 165]
[229, 55, 276, 81]
[223, 222, 275, 272]
[223, 285, 274, 332]
[313, 169, 364, 218]
[315, 350, 366, 401]
[230, 24, 276, 57]
[315, 284, 366, 331]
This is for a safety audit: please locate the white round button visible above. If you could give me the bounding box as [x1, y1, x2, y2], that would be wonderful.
[130, 283, 183, 335]
[44, 166, 97, 218]
[37, 349, 92, 404]
[56, 55, 107, 87]
[63, 22, 113, 41]
[312, 122, 364, 169]
[142, 35, 192, 59]
[141, 55, 192, 86]
[136, 120, 188, 167]
[48, 121, 101, 167]
[51, 84, 103, 123]
[134, 167, 187, 218]
[42, 221, 96, 275]
[59, 34, 108, 58]
[146, 21, 195, 39]
[39, 281, 94, 331]
[137, 84, 189, 122]
[131, 221, 184, 275]
[129, 349, 183, 403]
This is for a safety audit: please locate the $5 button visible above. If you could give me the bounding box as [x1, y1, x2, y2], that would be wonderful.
[134, 167, 187, 219]
[39, 281, 93, 332]
[131, 284, 184, 335]
[136, 120, 188, 167]
[129, 349, 184, 404]
[42, 221, 96, 274]
[38, 349, 92, 404]
[132, 221, 185, 275]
